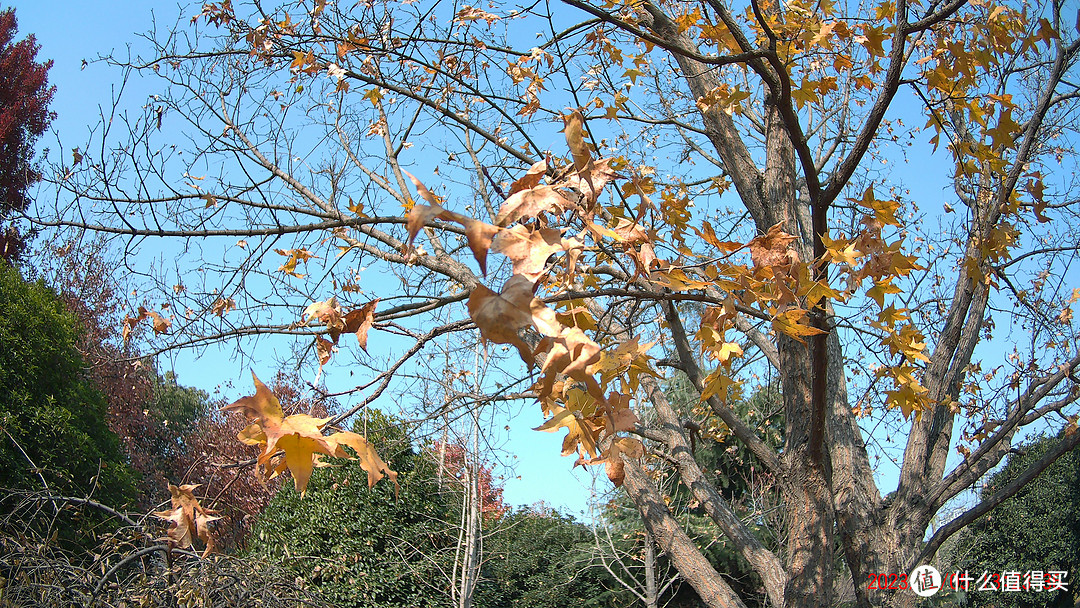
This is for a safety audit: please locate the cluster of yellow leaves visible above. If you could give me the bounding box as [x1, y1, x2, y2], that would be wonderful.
[153, 483, 219, 556]
[223, 372, 397, 494]
[276, 248, 318, 278]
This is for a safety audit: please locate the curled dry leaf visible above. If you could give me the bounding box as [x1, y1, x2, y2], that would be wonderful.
[562, 110, 592, 171]
[467, 274, 559, 364]
[153, 483, 219, 556]
[587, 437, 644, 487]
[495, 185, 575, 227]
[403, 170, 440, 205]
[535, 326, 603, 400]
[122, 306, 172, 342]
[563, 156, 618, 204]
[341, 298, 378, 350]
[304, 296, 344, 330]
[508, 158, 548, 194]
[748, 222, 799, 269]
[211, 296, 236, 317]
[305, 297, 379, 352]
[460, 217, 499, 276]
[315, 336, 334, 366]
[490, 225, 570, 282]
[406, 202, 452, 245]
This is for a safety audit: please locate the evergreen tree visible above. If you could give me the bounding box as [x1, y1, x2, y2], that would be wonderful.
[0, 262, 134, 506]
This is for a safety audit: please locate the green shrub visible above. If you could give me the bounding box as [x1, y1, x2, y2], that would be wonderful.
[0, 262, 134, 507]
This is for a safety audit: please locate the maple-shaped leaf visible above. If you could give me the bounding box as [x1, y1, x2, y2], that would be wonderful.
[535, 403, 602, 458]
[276, 248, 318, 278]
[329, 430, 399, 491]
[468, 275, 562, 364]
[748, 222, 799, 269]
[562, 110, 592, 171]
[153, 483, 219, 556]
[341, 299, 378, 350]
[223, 374, 333, 492]
[223, 371, 285, 422]
[772, 308, 827, 344]
[585, 437, 644, 486]
[491, 225, 569, 282]
[495, 185, 575, 227]
[223, 372, 394, 494]
[262, 413, 339, 492]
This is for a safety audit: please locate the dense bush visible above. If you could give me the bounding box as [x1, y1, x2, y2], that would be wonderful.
[247, 412, 457, 607]
[0, 262, 134, 508]
[948, 436, 1080, 608]
[476, 507, 619, 608]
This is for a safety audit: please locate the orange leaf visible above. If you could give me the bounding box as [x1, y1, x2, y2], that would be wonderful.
[748, 223, 798, 269]
[586, 437, 644, 486]
[341, 299, 379, 350]
[315, 336, 334, 366]
[509, 159, 548, 194]
[403, 170, 440, 206]
[222, 372, 397, 494]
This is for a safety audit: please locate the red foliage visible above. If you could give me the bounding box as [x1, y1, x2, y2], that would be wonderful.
[35, 239, 164, 507]
[432, 441, 508, 521]
[0, 9, 54, 263]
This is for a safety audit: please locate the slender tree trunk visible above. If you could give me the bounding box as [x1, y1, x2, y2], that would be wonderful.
[644, 528, 658, 608]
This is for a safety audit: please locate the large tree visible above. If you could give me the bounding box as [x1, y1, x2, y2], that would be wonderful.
[0, 262, 134, 508]
[0, 8, 54, 263]
[38, 1, 1080, 607]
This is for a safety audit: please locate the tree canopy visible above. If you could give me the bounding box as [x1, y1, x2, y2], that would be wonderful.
[0, 8, 53, 262]
[31, 0, 1080, 607]
[947, 435, 1080, 608]
[0, 261, 133, 507]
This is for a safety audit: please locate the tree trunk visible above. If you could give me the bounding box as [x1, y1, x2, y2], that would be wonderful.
[623, 456, 748, 608]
